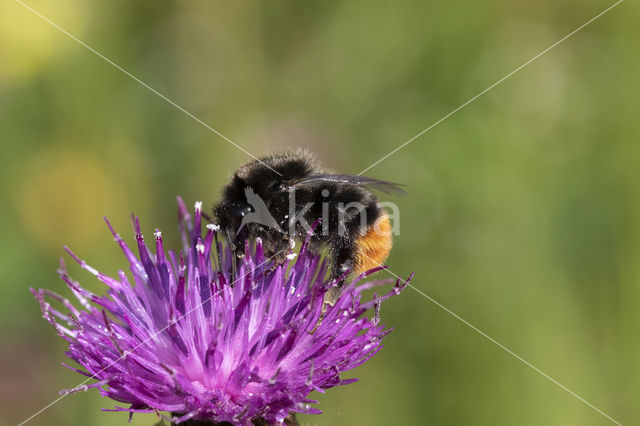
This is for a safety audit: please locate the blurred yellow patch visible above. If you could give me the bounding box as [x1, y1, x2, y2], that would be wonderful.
[16, 147, 117, 251]
[0, 0, 87, 85]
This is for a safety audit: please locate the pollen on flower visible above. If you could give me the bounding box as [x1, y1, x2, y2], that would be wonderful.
[32, 196, 411, 425]
[206, 223, 220, 232]
[194, 200, 203, 211]
[154, 230, 162, 239]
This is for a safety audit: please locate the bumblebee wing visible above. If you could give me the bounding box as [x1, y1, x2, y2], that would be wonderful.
[290, 174, 407, 196]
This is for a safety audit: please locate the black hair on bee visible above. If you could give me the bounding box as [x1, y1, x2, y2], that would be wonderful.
[213, 149, 405, 303]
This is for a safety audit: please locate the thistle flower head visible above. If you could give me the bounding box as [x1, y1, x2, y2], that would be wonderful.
[32, 197, 410, 425]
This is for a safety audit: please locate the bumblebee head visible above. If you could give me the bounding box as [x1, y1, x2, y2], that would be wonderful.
[214, 150, 321, 243]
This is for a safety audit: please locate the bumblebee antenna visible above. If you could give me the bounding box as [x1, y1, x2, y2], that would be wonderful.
[209, 223, 224, 273]
[225, 232, 237, 286]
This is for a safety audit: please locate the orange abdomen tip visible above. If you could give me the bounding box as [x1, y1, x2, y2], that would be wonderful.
[354, 213, 393, 275]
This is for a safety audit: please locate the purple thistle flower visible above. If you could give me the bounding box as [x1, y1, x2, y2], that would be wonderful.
[32, 197, 410, 425]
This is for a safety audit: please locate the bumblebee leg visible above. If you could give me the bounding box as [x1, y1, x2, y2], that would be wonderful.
[327, 240, 356, 299]
[261, 235, 291, 275]
[310, 241, 354, 334]
[259, 233, 301, 291]
[262, 254, 287, 275]
[224, 230, 240, 286]
[212, 229, 224, 272]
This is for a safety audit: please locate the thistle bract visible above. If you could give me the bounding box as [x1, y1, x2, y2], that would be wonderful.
[32, 198, 409, 425]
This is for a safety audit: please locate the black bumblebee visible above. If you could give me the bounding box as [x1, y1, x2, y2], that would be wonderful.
[213, 150, 405, 301]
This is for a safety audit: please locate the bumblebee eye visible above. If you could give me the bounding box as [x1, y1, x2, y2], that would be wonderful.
[268, 180, 281, 191]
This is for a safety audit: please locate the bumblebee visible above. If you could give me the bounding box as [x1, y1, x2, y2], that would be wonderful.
[213, 150, 405, 301]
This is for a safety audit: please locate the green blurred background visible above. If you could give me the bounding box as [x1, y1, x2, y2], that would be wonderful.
[1, 1, 638, 425]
